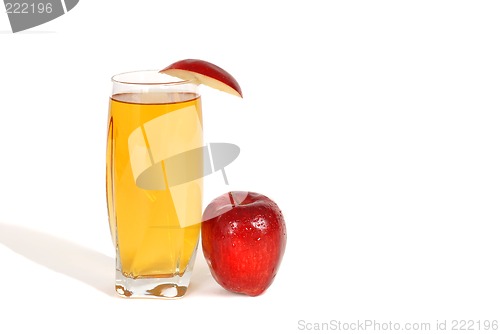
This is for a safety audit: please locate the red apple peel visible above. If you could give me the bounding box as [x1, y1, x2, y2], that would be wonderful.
[160, 59, 243, 98]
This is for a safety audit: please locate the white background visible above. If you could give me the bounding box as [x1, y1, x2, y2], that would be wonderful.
[1, 1, 499, 333]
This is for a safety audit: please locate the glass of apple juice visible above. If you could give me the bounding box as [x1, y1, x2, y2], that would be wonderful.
[106, 70, 203, 298]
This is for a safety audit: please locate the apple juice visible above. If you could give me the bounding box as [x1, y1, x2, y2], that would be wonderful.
[107, 91, 203, 279]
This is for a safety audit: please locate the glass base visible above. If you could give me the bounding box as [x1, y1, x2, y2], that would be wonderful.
[115, 271, 192, 299]
[114, 242, 198, 299]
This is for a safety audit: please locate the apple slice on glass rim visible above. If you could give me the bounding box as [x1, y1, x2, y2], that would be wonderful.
[160, 59, 243, 98]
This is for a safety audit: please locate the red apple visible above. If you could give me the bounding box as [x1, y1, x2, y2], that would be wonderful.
[160, 59, 243, 98]
[201, 191, 286, 296]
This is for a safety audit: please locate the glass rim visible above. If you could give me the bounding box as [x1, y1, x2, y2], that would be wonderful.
[111, 70, 195, 86]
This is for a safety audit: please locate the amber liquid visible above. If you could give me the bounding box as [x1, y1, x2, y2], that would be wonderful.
[107, 92, 203, 278]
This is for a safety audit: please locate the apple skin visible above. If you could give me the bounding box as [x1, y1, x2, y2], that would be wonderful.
[160, 59, 243, 98]
[201, 191, 286, 296]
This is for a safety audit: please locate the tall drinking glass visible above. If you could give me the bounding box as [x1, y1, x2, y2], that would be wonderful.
[106, 70, 203, 298]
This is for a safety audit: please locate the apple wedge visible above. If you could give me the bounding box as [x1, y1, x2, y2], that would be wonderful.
[160, 59, 242, 98]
